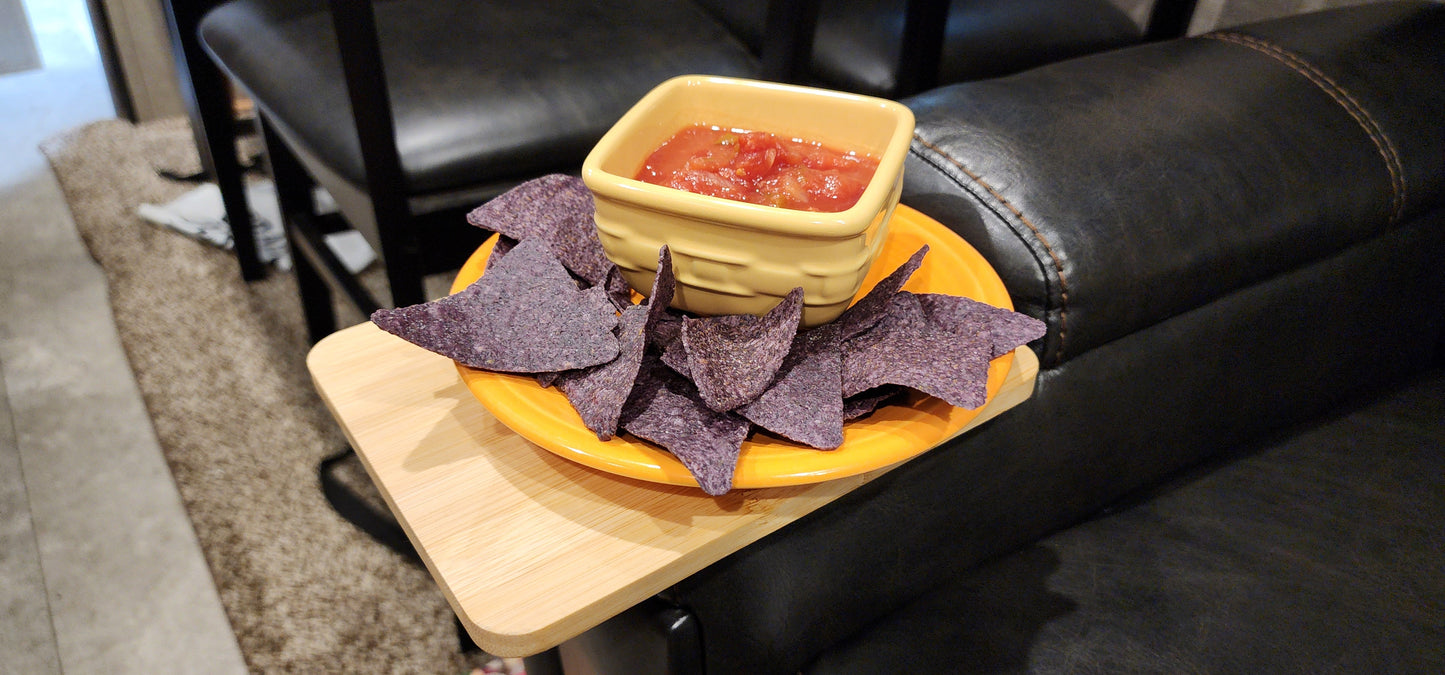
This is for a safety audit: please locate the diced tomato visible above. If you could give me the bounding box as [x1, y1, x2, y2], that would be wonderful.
[731, 145, 778, 179]
[635, 124, 879, 212]
[665, 169, 748, 202]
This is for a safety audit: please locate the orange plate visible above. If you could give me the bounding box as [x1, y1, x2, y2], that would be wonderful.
[452, 204, 1015, 490]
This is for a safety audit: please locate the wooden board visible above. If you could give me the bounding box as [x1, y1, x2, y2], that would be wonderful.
[308, 321, 1038, 656]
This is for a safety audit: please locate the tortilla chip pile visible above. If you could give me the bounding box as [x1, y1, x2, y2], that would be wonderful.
[372, 175, 1045, 495]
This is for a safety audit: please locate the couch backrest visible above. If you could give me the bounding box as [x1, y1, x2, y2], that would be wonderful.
[903, 0, 1445, 368]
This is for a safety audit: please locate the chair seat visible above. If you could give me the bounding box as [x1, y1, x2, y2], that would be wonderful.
[694, 0, 1146, 98]
[199, 0, 759, 200]
[812, 0, 1144, 95]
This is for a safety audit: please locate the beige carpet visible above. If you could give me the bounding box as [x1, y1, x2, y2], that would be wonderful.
[40, 117, 502, 674]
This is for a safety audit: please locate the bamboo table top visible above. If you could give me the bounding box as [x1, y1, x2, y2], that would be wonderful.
[307, 321, 1038, 657]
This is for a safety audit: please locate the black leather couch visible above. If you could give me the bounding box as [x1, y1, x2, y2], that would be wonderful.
[551, 3, 1445, 673]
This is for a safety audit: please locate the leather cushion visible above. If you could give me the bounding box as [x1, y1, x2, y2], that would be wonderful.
[806, 365, 1445, 673]
[811, 0, 1143, 96]
[902, 1, 1445, 368]
[199, 0, 759, 197]
[694, 0, 1144, 97]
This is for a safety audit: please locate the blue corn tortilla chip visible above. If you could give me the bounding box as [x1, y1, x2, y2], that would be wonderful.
[556, 304, 648, 440]
[556, 246, 683, 440]
[738, 323, 844, 449]
[371, 238, 619, 372]
[849, 290, 929, 344]
[466, 174, 615, 286]
[842, 292, 991, 409]
[644, 246, 676, 320]
[650, 310, 684, 352]
[835, 245, 928, 339]
[642, 245, 678, 342]
[843, 386, 907, 421]
[603, 265, 634, 310]
[915, 293, 1046, 358]
[644, 250, 690, 367]
[847, 332, 990, 409]
[681, 287, 804, 412]
[648, 260, 687, 373]
[660, 330, 690, 378]
[620, 356, 751, 496]
[485, 234, 519, 272]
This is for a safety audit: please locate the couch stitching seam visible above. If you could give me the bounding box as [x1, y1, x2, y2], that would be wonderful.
[1203, 31, 1406, 225]
[913, 133, 1070, 363]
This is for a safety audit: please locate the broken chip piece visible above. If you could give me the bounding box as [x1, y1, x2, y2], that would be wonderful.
[836, 245, 928, 339]
[372, 238, 619, 372]
[620, 356, 752, 495]
[466, 174, 615, 286]
[557, 304, 648, 440]
[737, 322, 845, 449]
[681, 287, 805, 412]
[842, 292, 992, 409]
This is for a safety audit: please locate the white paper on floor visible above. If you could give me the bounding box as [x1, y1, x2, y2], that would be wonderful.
[137, 180, 376, 274]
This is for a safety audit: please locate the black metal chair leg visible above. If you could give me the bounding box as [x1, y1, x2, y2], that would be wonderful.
[257, 117, 342, 342]
[208, 102, 264, 282]
[163, 0, 265, 282]
[291, 231, 337, 344]
[383, 250, 428, 308]
[455, 616, 481, 653]
[523, 649, 565, 675]
[327, 0, 431, 310]
[1146, 0, 1201, 40]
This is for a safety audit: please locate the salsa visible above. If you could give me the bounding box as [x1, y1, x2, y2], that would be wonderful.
[635, 125, 879, 212]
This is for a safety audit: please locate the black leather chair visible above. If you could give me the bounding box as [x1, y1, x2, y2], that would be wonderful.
[196, 0, 782, 343]
[696, 0, 1200, 99]
[177, 0, 1187, 339]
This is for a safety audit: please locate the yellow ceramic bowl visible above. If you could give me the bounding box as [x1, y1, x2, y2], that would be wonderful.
[582, 75, 915, 327]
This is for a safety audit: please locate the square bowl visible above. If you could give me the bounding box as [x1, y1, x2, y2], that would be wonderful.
[581, 75, 915, 327]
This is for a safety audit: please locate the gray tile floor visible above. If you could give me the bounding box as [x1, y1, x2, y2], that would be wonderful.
[0, 1, 247, 672]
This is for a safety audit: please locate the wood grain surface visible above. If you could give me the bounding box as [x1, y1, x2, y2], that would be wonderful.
[308, 321, 1037, 656]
